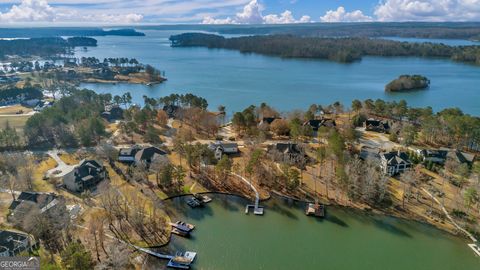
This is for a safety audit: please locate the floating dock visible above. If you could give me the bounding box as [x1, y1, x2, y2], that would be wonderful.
[171, 228, 190, 237]
[306, 203, 325, 217]
[245, 204, 264, 215]
[468, 243, 480, 256]
[170, 221, 195, 232]
[186, 197, 203, 208]
[232, 173, 264, 216]
[167, 251, 197, 269]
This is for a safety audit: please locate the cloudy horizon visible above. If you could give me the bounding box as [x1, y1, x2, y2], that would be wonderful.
[0, 0, 479, 25]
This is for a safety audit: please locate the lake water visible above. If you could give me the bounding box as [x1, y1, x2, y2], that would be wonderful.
[380, 36, 480, 46]
[162, 195, 478, 270]
[76, 30, 480, 116]
[75, 32, 480, 268]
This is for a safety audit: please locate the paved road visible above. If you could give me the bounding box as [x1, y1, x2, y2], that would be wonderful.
[46, 150, 75, 178]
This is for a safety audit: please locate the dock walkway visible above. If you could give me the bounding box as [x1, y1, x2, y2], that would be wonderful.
[421, 187, 479, 257]
[232, 173, 263, 215]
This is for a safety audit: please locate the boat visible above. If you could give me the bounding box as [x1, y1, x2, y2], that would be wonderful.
[170, 221, 195, 232]
[306, 203, 325, 217]
[167, 251, 197, 269]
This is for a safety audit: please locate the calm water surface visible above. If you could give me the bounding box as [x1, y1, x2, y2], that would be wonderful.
[77, 33, 480, 268]
[76, 30, 480, 116]
[380, 36, 480, 46]
[161, 195, 478, 270]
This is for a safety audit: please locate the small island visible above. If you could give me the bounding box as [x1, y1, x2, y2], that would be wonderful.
[385, 75, 430, 92]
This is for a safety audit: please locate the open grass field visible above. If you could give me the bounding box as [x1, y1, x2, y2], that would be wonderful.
[0, 115, 30, 132]
[0, 105, 32, 115]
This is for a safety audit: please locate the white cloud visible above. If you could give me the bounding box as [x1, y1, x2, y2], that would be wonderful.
[374, 0, 480, 21]
[0, 0, 143, 23]
[234, 0, 264, 24]
[0, 0, 55, 22]
[320, 6, 373, 22]
[264, 11, 311, 24]
[202, 16, 235, 24]
[202, 0, 311, 24]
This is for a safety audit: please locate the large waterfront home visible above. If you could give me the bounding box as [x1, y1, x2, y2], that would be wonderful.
[118, 146, 141, 163]
[303, 119, 336, 131]
[8, 191, 61, 217]
[418, 149, 449, 164]
[0, 230, 36, 257]
[209, 141, 239, 160]
[135, 146, 168, 165]
[162, 104, 180, 118]
[259, 117, 281, 126]
[447, 150, 476, 166]
[63, 159, 108, 193]
[268, 142, 308, 166]
[101, 104, 124, 122]
[364, 119, 390, 133]
[380, 151, 412, 175]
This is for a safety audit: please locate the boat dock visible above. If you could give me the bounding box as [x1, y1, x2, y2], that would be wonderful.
[167, 252, 197, 269]
[194, 194, 212, 203]
[134, 245, 197, 269]
[232, 173, 264, 215]
[306, 203, 325, 217]
[468, 243, 480, 256]
[170, 221, 195, 232]
[186, 197, 203, 208]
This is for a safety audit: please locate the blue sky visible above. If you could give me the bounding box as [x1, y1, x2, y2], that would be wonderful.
[261, 0, 377, 18]
[0, 0, 479, 25]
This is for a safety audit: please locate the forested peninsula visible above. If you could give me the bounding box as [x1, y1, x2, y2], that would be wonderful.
[0, 37, 97, 59]
[169, 33, 480, 64]
[0, 27, 144, 38]
[150, 22, 480, 40]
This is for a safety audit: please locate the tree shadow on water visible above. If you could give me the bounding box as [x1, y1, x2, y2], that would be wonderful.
[325, 213, 349, 227]
[372, 218, 412, 238]
[269, 201, 299, 220]
[215, 195, 242, 212]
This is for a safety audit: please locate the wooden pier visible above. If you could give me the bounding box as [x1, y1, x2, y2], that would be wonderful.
[233, 173, 264, 215]
[468, 243, 480, 257]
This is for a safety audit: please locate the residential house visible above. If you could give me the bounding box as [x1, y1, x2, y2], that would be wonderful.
[268, 143, 308, 165]
[162, 105, 180, 119]
[101, 104, 124, 122]
[118, 146, 141, 163]
[8, 191, 61, 217]
[260, 117, 280, 126]
[447, 150, 476, 166]
[134, 146, 168, 165]
[209, 141, 239, 160]
[380, 151, 412, 176]
[34, 100, 54, 112]
[0, 230, 35, 257]
[303, 119, 336, 132]
[63, 159, 108, 193]
[417, 149, 448, 164]
[364, 119, 390, 133]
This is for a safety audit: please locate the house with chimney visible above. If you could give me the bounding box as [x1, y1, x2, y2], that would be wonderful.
[364, 119, 390, 133]
[0, 230, 36, 257]
[63, 159, 108, 193]
[380, 151, 412, 176]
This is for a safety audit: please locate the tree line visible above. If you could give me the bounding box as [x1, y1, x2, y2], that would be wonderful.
[351, 98, 480, 151]
[0, 37, 97, 59]
[170, 33, 480, 64]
